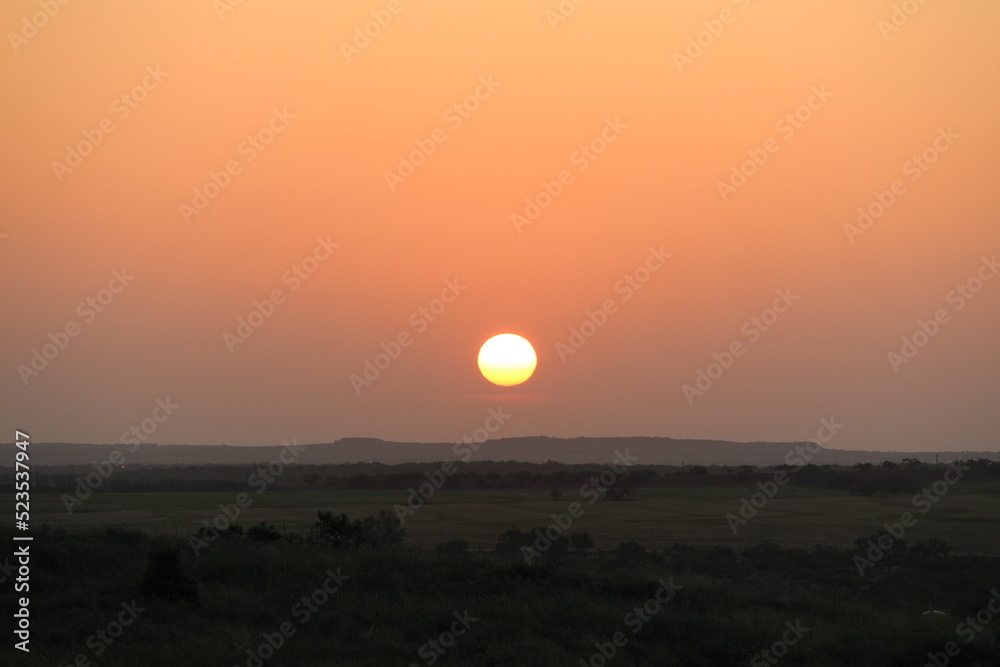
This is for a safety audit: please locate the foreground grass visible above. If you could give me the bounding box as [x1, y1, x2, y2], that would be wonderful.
[1, 525, 999, 666]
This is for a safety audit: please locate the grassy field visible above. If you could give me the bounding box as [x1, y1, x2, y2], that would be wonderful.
[3, 521, 1000, 666]
[27, 481, 1000, 553]
[5, 479, 1000, 665]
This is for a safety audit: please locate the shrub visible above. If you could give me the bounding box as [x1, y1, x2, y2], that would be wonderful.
[310, 511, 363, 548]
[196, 524, 243, 539]
[495, 528, 533, 558]
[137, 545, 199, 605]
[246, 522, 282, 543]
[309, 510, 404, 549]
[910, 539, 950, 559]
[602, 487, 633, 501]
[854, 529, 908, 560]
[570, 532, 594, 552]
[359, 510, 405, 549]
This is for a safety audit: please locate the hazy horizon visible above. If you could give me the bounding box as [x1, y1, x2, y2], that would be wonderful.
[7, 434, 1000, 457]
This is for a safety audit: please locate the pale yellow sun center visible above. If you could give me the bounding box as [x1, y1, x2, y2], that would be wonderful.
[478, 334, 537, 386]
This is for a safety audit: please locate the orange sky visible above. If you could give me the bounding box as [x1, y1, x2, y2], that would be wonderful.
[2, 0, 998, 451]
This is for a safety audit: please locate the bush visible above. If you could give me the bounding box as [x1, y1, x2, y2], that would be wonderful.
[309, 510, 404, 549]
[854, 529, 908, 560]
[246, 522, 282, 543]
[196, 524, 243, 539]
[602, 487, 633, 501]
[496, 526, 569, 563]
[570, 532, 594, 552]
[495, 528, 533, 558]
[137, 545, 199, 605]
[310, 511, 363, 548]
[359, 510, 405, 549]
[910, 539, 950, 559]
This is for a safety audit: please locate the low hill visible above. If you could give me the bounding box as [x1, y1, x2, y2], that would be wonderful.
[1, 436, 996, 467]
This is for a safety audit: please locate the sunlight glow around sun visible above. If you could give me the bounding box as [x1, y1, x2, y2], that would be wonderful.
[477, 334, 537, 387]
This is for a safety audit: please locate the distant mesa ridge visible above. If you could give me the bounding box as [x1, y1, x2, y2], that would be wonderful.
[0, 438, 996, 467]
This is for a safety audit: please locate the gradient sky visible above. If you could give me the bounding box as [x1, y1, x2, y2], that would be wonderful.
[2, 1, 998, 452]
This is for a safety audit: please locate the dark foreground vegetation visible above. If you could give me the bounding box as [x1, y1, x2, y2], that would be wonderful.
[2, 518, 999, 667]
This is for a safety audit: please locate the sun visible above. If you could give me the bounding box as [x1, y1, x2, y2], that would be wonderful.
[477, 334, 537, 387]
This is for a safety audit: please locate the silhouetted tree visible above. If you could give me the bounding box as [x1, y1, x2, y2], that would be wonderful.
[310, 511, 363, 548]
[359, 509, 405, 548]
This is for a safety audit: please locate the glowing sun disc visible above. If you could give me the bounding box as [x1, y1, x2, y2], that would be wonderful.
[477, 334, 537, 387]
